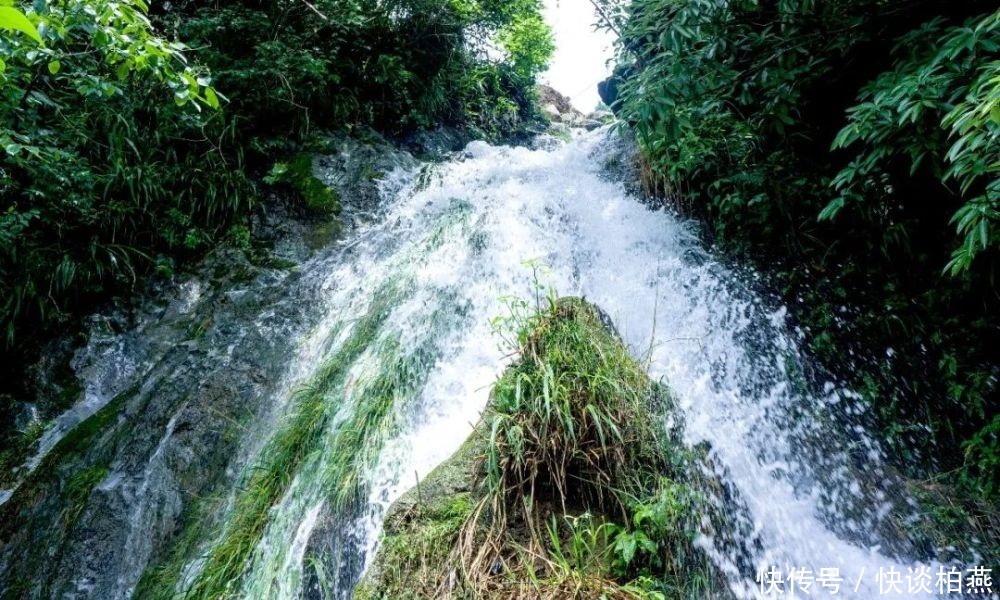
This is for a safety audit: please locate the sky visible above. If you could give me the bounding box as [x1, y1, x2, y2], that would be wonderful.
[539, 0, 618, 112]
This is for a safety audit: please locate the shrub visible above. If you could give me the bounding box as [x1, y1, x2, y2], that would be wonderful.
[0, 0, 250, 361]
[460, 296, 716, 598]
[600, 0, 1000, 496]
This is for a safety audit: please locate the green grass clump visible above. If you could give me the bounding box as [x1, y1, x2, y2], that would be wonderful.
[359, 296, 726, 600]
[464, 297, 678, 598]
[322, 341, 431, 509]
[485, 297, 665, 514]
[61, 466, 109, 526]
[146, 285, 399, 600]
[133, 488, 229, 600]
[0, 420, 46, 489]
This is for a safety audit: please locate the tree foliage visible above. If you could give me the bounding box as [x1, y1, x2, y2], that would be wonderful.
[163, 0, 553, 143]
[0, 0, 551, 377]
[826, 11, 1000, 275]
[0, 0, 247, 352]
[600, 0, 1000, 494]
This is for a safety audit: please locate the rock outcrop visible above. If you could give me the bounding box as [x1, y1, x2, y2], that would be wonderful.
[537, 85, 614, 133]
[0, 130, 418, 600]
[355, 298, 734, 599]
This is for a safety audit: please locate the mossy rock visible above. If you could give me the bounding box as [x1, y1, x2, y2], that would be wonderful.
[272, 154, 341, 215]
[355, 430, 485, 600]
[355, 297, 728, 600]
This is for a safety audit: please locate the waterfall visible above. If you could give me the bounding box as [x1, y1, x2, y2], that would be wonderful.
[0, 127, 973, 600]
[239, 127, 949, 598]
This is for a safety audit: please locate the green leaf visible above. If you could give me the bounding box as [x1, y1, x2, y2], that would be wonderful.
[0, 6, 42, 43]
[47, 59, 59, 74]
[204, 86, 220, 109]
[818, 197, 845, 221]
[173, 88, 190, 106]
[637, 532, 658, 554]
[618, 534, 637, 565]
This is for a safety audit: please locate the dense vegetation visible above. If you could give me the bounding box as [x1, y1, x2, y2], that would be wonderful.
[358, 297, 725, 599]
[0, 0, 552, 418]
[597, 0, 999, 495]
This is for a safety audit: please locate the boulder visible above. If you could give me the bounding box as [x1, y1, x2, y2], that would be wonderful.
[355, 298, 735, 599]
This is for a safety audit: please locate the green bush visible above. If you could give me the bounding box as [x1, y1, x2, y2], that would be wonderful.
[1, 0, 552, 422]
[1, 0, 250, 358]
[600, 0, 1000, 495]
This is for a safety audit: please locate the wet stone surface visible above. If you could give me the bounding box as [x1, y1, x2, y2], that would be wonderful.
[0, 133, 417, 600]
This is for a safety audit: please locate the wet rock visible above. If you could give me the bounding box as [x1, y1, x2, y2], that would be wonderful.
[598, 64, 633, 113]
[312, 130, 419, 231]
[0, 131, 420, 600]
[530, 132, 565, 151]
[0, 251, 312, 598]
[355, 298, 737, 599]
[537, 84, 575, 115]
[597, 74, 618, 109]
[353, 430, 483, 600]
[537, 84, 615, 136]
[399, 126, 471, 159]
[537, 84, 586, 127]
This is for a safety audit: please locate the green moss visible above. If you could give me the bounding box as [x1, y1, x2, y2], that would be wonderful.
[281, 154, 341, 215]
[145, 283, 401, 600]
[356, 432, 484, 600]
[361, 494, 473, 599]
[305, 219, 343, 250]
[354, 431, 485, 600]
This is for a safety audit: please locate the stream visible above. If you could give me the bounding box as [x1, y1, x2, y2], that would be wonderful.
[0, 126, 983, 599]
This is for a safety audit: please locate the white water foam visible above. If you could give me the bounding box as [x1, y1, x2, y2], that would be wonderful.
[236, 128, 952, 599]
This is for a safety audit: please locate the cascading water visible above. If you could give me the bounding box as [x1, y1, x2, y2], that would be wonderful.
[232, 126, 963, 598]
[0, 126, 982, 600]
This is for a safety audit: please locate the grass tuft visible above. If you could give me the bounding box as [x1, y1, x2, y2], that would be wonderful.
[359, 295, 727, 599]
[461, 297, 672, 598]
